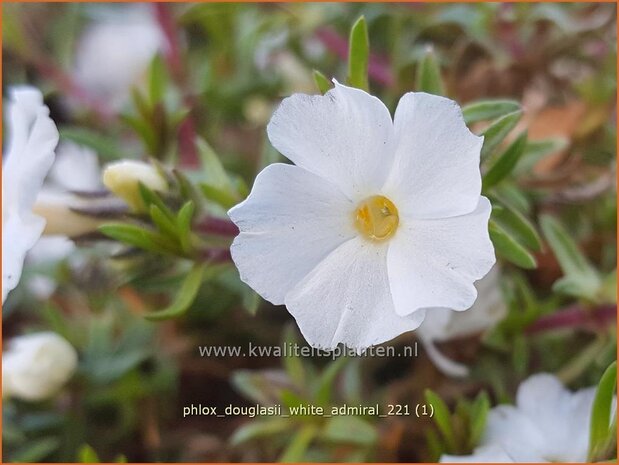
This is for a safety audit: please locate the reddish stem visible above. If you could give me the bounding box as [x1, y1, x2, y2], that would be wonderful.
[152, 3, 200, 168]
[201, 248, 232, 263]
[526, 304, 616, 334]
[35, 57, 114, 122]
[196, 217, 239, 237]
[314, 27, 394, 87]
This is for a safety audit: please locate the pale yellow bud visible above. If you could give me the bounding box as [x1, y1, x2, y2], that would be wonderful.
[102, 160, 167, 211]
[33, 191, 104, 237]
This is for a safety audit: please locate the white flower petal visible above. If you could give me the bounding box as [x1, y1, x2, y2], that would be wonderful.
[441, 444, 515, 463]
[516, 374, 593, 462]
[483, 405, 548, 462]
[285, 236, 425, 351]
[2, 87, 59, 303]
[266, 81, 394, 200]
[49, 142, 102, 192]
[229, 163, 355, 305]
[421, 338, 469, 378]
[387, 197, 495, 316]
[383, 92, 483, 219]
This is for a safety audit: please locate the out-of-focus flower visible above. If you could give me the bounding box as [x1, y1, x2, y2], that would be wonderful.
[72, 5, 164, 110]
[103, 159, 168, 211]
[229, 81, 495, 351]
[31, 141, 105, 239]
[418, 266, 506, 377]
[2, 332, 78, 402]
[2, 87, 59, 303]
[47, 142, 103, 192]
[441, 374, 616, 463]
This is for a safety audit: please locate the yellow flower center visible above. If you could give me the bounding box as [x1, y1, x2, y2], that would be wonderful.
[354, 195, 399, 241]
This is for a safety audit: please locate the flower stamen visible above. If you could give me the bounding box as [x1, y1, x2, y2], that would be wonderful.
[354, 195, 399, 241]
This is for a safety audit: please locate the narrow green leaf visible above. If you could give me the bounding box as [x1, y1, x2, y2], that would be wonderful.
[539, 215, 600, 288]
[462, 99, 520, 124]
[77, 444, 100, 463]
[200, 184, 239, 209]
[314, 357, 348, 406]
[489, 220, 537, 269]
[492, 201, 542, 251]
[60, 127, 127, 161]
[140, 183, 176, 222]
[468, 392, 490, 449]
[416, 47, 445, 95]
[230, 418, 290, 445]
[322, 416, 378, 446]
[279, 425, 317, 463]
[425, 389, 457, 452]
[347, 16, 369, 91]
[148, 54, 168, 105]
[176, 201, 195, 254]
[483, 131, 527, 188]
[589, 362, 617, 460]
[516, 137, 568, 174]
[480, 110, 522, 159]
[313, 69, 332, 95]
[282, 325, 305, 387]
[99, 223, 181, 256]
[150, 205, 178, 240]
[145, 263, 206, 321]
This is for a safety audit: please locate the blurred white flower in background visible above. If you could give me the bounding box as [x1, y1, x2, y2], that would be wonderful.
[2, 87, 59, 303]
[72, 5, 164, 110]
[441, 374, 617, 463]
[229, 81, 495, 351]
[418, 266, 506, 377]
[2, 332, 78, 402]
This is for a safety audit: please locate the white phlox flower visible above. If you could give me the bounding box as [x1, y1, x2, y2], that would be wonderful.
[73, 5, 164, 110]
[2, 87, 59, 303]
[418, 266, 506, 377]
[441, 373, 617, 463]
[229, 81, 495, 351]
[2, 332, 78, 402]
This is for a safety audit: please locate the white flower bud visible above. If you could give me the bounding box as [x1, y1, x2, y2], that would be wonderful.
[102, 160, 167, 211]
[33, 191, 104, 237]
[2, 332, 78, 402]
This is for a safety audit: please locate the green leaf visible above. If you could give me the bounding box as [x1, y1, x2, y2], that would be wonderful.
[60, 126, 127, 161]
[176, 201, 196, 254]
[314, 357, 348, 406]
[230, 418, 290, 445]
[539, 215, 601, 298]
[150, 204, 178, 240]
[282, 325, 305, 387]
[145, 263, 207, 321]
[313, 69, 332, 95]
[99, 223, 182, 256]
[491, 201, 542, 251]
[425, 389, 457, 453]
[322, 416, 378, 446]
[347, 16, 369, 91]
[589, 362, 617, 460]
[416, 48, 445, 95]
[468, 392, 490, 449]
[279, 425, 317, 463]
[77, 444, 100, 463]
[148, 54, 168, 105]
[200, 184, 239, 209]
[516, 137, 568, 174]
[462, 99, 520, 124]
[489, 220, 537, 269]
[480, 110, 522, 159]
[483, 131, 527, 189]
